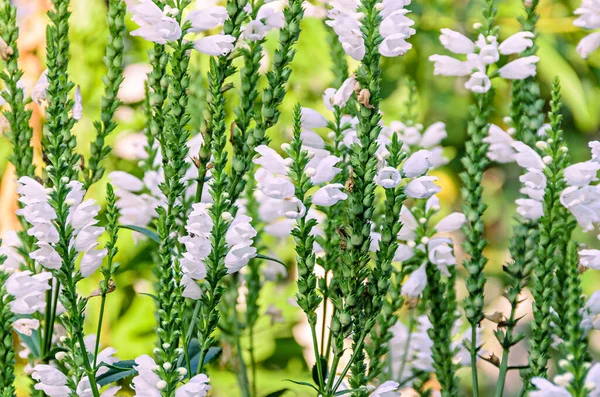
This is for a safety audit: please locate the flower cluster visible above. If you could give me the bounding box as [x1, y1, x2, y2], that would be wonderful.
[326, 0, 415, 60]
[430, 28, 539, 93]
[16, 177, 106, 277]
[574, 0, 600, 58]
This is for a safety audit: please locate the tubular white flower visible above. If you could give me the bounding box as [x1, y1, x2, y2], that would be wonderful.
[370, 381, 400, 396]
[0, 231, 24, 273]
[512, 141, 545, 170]
[484, 124, 516, 163]
[577, 32, 600, 59]
[301, 107, 328, 129]
[6, 271, 52, 315]
[311, 183, 348, 206]
[405, 176, 441, 199]
[193, 34, 236, 56]
[530, 378, 570, 397]
[428, 238, 456, 276]
[175, 374, 211, 397]
[564, 160, 600, 186]
[31, 365, 70, 397]
[225, 243, 257, 274]
[310, 155, 342, 184]
[331, 76, 356, 107]
[420, 122, 447, 148]
[402, 150, 431, 177]
[398, 206, 418, 241]
[375, 166, 402, 189]
[429, 54, 472, 76]
[498, 31, 535, 55]
[498, 56, 539, 79]
[580, 249, 600, 270]
[72, 86, 83, 121]
[401, 264, 427, 297]
[13, 318, 40, 336]
[186, 7, 228, 33]
[31, 69, 49, 106]
[394, 244, 414, 262]
[516, 198, 544, 221]
[254, 145, 290, 175]
[132, 355, 162, 397]
[435, 212, 467, 233]
[256, 169, 295, 200]
[439, 28, 475, 54]
[242, 20, 269, 41]
[130, 0, 182, 44]
[465, 71, 491, 93]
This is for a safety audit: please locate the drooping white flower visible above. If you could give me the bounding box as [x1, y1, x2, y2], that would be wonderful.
[301, 107, 328, 129]
[465, 71, 492, 93]
[375, 166, 402, 189]
[564, 161, 600, 186]
[577, 31, 600, 59]
[256, 169, 295, 200]
[72, 86, 83, 121]
[13, 318, 40, 336]
[439, 29, 475, 54]
[370, 381, 400, 397]
[31, 365, 70, 397]
[498, 32, 535, 54]
[420, 122, 447, 148]
[225, 243, 257, 274]
[429, 54, 472, 76]
[254, 145, 290, 175]
[515, 198, 544, 221]
[312, 183, 348, 206]
[310, 155, 342, 184]
[428, 238, 456, 276]
[31, 70, 49, 106]
[483, 124, 515, 163]
[512, 141, 545, 170]
[130, 0, 182, 44]
[193, 34, 236, 56]
[132, 355, 162, 397]
[242, 20, 269, 41]
[498, 56, 540, 79]
[401, 264, 427, 297]
[402, 150, 431, 177]
[6, 271, 52, 314]
[398, 206, 418, 241]
[435, 212, 466, 233]
[580, 249, 600, 270]
[379, 33, 413, 57]
[405, 176, 441, 199]
[530, 378, 570, 397]
[186, 7, 228, 32]
[175, 374, 211, 397]
[331, 76, 356, 107]
[0, 231, 24, 273]
[394, 244, 414, 262]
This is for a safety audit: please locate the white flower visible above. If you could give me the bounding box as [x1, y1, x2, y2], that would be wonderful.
[428, 238, 456, 276]
[512, 141, 545, 170]
[301, 130, 325, 149]
[332, 76, 356, 107]
[375, 166, 402, 189]
[31, 365, 70, 397]
[483, 124, 515, 163]
[580, 249, 600, 270]
[370, 380, 400, 396]
[176, 374, 211, 397]
[564, 161, 600, 186]
[256, 169, 295, 200]
[405, 176, 441, 199]
[281, 197, 307, 219]
[13, 318, 40, 336]
[72, 86, 83, 121]
[226, 215, 257, 246]
[379, 33, 412, 57]
[109, 171, 145, 192]
[182, 275, 202, 299]
[439, 28, 475, 54]
[530, 378, 570, 397]
[132, 355, 161, 397]
[0, 231, 24, 273]
[312, 184, 348, 206]
[257, 6, 285, 30]
[254, 145, 289, 175]
[402, 150, 431, 177]
[516, 198, 544, 220]
[401, 264, 427, 297]
[498, 32, 535, 54]
[186, 7, 228, 32]
[80, 245, 108, 277]
[590, 140, 600, 162]
[301, 107, 328, 129]
[398, 206, 418, 241]
[225, 243, 256, 273]
[420, 122, 447, 148]
[498, 56, 539, 79]
[193, 34, 236, 56]
[310, 155, 342, 184]
[130, 0, 182, 44]
[394, 244, 414, 262]
[6, 271, 52, 314]
[465, 71, 492, 93]
[243, 20, 269, 41]
[435, 212, 466, 233]
[574, 0, 600, 30]
[577, 32, 600, 59]
[429, 54, 472, 76]
[31, 70, 49, 106]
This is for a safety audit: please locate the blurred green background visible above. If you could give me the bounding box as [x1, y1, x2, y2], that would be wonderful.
[2, 0, 600, 395]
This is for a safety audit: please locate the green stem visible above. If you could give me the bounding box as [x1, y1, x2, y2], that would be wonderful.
[93, 294, 107, 368]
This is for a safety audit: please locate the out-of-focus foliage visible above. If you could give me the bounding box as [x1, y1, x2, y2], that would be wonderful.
[1, 0, 600, 395]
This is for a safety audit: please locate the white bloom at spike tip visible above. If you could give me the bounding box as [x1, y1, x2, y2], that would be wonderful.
[31, 365, 70, 397]
[402, 150, 431, 177]
[193, 34, 236, 56]
[564, 161, 600, 186]
[498, 31, 535, 54]
[498, 56, 539, 79]
[186, 7, 228, 33]
[435, 212, 467, 233]
[129, 0, 182, 44]
[375, 166, 402, 189]
[312, 183, 348, 207]
[401, 264, 427, 297]
[439, 28, 475, 54]
[405, 176, 441, 199]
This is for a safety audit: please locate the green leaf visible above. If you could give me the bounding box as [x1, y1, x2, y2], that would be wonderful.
[17, 329, 41, 358]
[188, 346, 222, 374]
[96, 359, 136, 386]
[119, 225, 160, 242]
[334, 388, 367, 396]
[255, 253, 287, 268]
[283, 379, 319, 393]
[311, 356, 328, 386]
[263, 388, 289, 397]
[139, 292, 158, 301]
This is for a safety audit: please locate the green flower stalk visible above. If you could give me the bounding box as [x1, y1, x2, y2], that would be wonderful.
[526, 78, 572, 383]
[461, 3, 497, 393]
[83, 0, 126, 189]
[43, 0, 99, 394]
[0, 254, 16, 397]
[228, 0, 305, 200]
[554, 241, 590, 397]
[153, 1, 194, 392]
